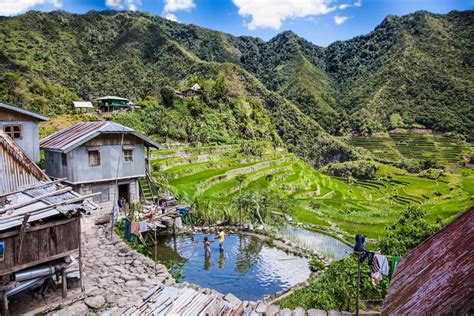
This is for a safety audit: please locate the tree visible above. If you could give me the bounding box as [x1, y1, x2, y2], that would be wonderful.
[160, 86, 175, 108]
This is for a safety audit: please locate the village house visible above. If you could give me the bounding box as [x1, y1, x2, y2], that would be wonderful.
[0, 102, 49, 163]
[95, 96, 131, 112]
[72, 101, 94, 113]
[40, 121, 161, 210]
[176, 83, 201, 98]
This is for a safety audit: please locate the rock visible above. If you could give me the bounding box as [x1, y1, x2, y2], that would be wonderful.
[118, 246, 130, 254]
[95, 215, 111, 225]
[84, 295, 106, 309]
[224, 293, 241, 307]
[53, 302, 90, 316]
[265, 304, 280, 316]
[328, 311, 342, 316]
[117, 296, 130, 308]
[341, 312, 352, 316]
[105, 293, 118, 304]
[280, 308, 293, 316]
[125, 280, 142, 288]
[255, 302, 268, 313]
[308, 309, 328, 316]
[121, 274, 136, 282]
[293, 307, 305, 316]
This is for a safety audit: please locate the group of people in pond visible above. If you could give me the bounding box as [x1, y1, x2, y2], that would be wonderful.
[203, 227, 225, 257]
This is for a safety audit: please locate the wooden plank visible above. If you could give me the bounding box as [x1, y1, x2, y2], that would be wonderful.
[0, 239, 15, 271]
[15, 214, 30, 264]
[17, 231, 39, 265]
[1, 187, 72, 213]
[0, 217, 77, 239]
[0, 249, 76, 276]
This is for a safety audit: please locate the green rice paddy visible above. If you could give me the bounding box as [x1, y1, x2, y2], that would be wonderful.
[150, 136, 473, 243]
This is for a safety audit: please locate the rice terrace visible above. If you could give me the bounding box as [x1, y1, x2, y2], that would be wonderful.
[0, 2, 473, 315]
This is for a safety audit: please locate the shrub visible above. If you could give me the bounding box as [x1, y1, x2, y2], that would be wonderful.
[320, 160, 378, 179]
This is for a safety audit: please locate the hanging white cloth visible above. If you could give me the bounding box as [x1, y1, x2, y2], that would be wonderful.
[112, 200, 120, 224]
[375, 254, 389, 276]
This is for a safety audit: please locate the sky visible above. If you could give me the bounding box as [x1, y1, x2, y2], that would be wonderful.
[0, 0, 473, 46]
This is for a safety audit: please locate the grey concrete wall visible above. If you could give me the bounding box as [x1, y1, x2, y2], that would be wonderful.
[0, 121, 41, 162]
[77, 179, 139, 212]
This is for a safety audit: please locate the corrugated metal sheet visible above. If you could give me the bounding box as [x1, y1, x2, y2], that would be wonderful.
[382, 207, 474, 315]
[0, 182, 97, 230]
[0, 102, 49, 121]
[0, 130, 48, 195]
[40, 121, 162, 152]
[72, 101, 93, 108]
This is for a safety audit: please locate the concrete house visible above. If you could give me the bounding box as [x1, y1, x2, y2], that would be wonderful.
[40, 121, 161, 210]
[0, 102, 49, 162]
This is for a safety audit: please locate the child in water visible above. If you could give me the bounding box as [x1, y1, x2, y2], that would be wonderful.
[217, 227, 225, 251]
[204, 236, 211, 257]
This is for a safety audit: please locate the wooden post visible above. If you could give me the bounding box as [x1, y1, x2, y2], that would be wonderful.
[62, 268, 67, 298]
[356, 252, 362, 316]
[2, 290, 8, 316]
[154, 229, 157, 274]
[78, 216, 85, 293]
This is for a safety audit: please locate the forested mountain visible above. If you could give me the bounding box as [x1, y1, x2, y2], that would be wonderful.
[0, 10, 472, 166]
[157, 10, 473, 138]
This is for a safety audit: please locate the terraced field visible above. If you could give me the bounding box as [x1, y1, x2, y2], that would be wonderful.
[150, 142, 474, 243]
[347, 131, 471, 165]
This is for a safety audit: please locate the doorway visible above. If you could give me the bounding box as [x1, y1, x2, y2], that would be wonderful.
[118, 183, 130, 203]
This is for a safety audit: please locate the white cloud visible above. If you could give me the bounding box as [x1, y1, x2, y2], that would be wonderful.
[338, 0, 362, 10]
[232, 0, 335, 30]
[164, 0, 195, 13]
[164, 13, 178, 21]
[334, 15, 349, 24]
[105, 0, 140, 11]
[162, 0, 195, 23]
[0, 0, 62, 16]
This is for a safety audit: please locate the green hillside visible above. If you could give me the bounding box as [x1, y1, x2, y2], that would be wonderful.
[0, 10, 357, 167]
[150, 142, 473, 243]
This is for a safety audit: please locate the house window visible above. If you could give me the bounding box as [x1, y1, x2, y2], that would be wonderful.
[123, 149, 133, 163]
[92, 186, 110, 203]
[88, 150, 101, 166]
[4, 125, 22, 139]
[61, 153, 67, 166]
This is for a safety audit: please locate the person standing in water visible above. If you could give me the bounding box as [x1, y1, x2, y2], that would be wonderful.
[217, 227, 225, 251]
[203, 236, 211, 257]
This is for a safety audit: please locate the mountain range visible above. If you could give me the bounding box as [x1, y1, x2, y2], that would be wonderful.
[0, 9, 472, 166]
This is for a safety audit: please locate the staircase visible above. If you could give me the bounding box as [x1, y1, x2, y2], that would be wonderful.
[139, 177, 155, 203]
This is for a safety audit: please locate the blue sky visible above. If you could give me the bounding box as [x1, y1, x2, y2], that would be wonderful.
[1, 0, 473, 46]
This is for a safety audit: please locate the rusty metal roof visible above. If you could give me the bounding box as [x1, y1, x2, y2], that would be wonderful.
[382, 207, 474, 315]
[0, 130, 49, 195]
[0, 102, 49, 121]
[40, 121, 162, 152]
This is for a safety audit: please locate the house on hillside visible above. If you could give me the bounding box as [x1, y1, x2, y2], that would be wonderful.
[40, 122, 162, 210]
[382, 207, 474, 315]
[0, 102, 49, 162]
[72, 101, 94, 113]
[95, 96, 130, 113]
[0, 129, 95, 314]
[179, 83, 201, 98]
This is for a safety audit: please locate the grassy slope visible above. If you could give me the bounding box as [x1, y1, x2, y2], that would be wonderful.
[150, 141, 474, 243]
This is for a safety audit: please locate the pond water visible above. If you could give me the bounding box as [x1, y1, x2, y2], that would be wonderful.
[280, 226, 352, 260]
[153, 233, 310, 301]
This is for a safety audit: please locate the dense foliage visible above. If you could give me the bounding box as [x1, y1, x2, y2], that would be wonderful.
[276, 255, 388, 312]
[320, 160, 378, 179]
[379, 207, 442, 256]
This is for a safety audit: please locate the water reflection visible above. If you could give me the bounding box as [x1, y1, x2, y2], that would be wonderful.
[153, 233, 310, 301]
[281, 225, 352, 260]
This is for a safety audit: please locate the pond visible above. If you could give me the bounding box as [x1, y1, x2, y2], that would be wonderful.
[280, 226, 352, 260]
[153, 233, 310, 301]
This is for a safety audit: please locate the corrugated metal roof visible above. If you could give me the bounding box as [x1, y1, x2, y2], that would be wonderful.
[0, 130, 49, 195]
[0, 102, 49, 121]
[73, 101, 93, 108]
[382, 207, 474, 315]
[0, 181, 97, 231]
[40, 121, 162, 152]
[96, 96, 129, 101]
